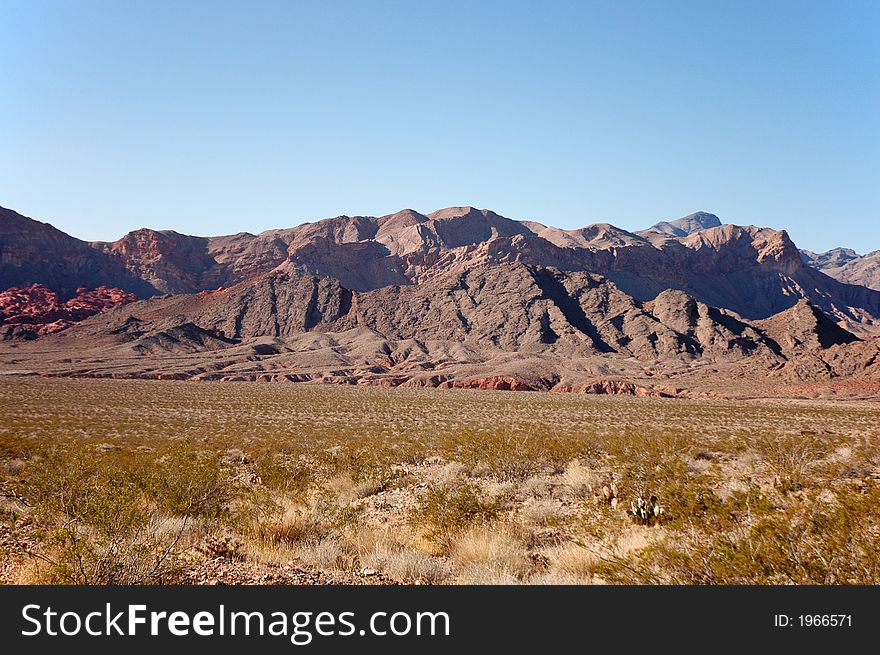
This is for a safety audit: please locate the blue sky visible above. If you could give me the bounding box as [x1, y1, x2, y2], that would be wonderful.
[1, 0, 878, 252]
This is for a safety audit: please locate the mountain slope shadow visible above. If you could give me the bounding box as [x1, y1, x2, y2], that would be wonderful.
[530, 267, 615, 353]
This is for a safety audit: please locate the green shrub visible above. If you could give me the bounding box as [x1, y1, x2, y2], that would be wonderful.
[25, 445, 185, 584]
[440, 429, 595, 481]
[413, 482, 500, 549]
[141, 441, 234, 519]
[603, 482, 880, 584]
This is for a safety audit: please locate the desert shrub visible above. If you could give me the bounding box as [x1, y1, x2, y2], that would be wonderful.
[249, 488, 363, 556]
[747, 430, 834, 492]
[318, 442, 420, 485]
[441, 430, 593, 481]
[413, 482, 500, 549]
[603, 482, 880, 584]
[740, 483, 880, 584]
[25, 445, 185, 584]
[141, 441, 234, 519]
[252, 454, 312, 495]
[601, 430, 690, 499]
[3, 459, 27, 476]
[650, 480, 770, 530]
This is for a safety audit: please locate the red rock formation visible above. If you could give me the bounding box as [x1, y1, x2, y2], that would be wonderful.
[0, 284, 136, 336]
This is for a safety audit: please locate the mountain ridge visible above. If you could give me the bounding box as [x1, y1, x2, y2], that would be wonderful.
[801, 247, 880, 291]
[1, 202, 879, 399]
[3, 204, 879, 333]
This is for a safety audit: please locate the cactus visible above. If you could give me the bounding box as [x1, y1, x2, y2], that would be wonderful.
[601, 482, 619, 507]
[630, 494, 665, 525]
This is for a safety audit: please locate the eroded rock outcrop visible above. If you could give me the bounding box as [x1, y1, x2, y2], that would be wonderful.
[0, 284, 136, 336]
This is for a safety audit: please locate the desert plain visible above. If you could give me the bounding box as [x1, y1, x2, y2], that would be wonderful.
[1, 376, 877, 585]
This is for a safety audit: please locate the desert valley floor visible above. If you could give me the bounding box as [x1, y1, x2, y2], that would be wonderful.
[1, 377, 878, 585]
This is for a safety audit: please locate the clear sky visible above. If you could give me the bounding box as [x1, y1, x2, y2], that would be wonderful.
[1, 0, 878, 252]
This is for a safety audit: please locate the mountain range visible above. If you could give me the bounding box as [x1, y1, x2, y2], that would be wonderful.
[1, 204, 878, 399]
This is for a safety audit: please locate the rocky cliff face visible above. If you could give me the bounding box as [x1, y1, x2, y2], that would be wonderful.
[93, 229, 226, 294]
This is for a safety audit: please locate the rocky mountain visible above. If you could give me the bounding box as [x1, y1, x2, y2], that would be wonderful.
[800, 247, 860, 269]
[3, 204, 879, 331]
[0, 206, 156, 297]
[92, 229, 226, 294]
[1, 203, 878, 398]
[88, 263, 785, 360]
[7, 261, 875, 397]
[801, 248, 880, 291]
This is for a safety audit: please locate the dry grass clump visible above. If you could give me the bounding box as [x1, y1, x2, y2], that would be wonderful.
[543, 542, 597, 582]
[296, 538, 358, 571]
[326, 473, 384, 504]
[244, 480, 369, 567]
[249, 496, 329, 550]
[2, 459, 26, 476]
[451, 523, 530, 584]
[521, 499, 561, 526]
[354, 527, 451, 584]
[424, 461, 467, 486]
[560, 458, 596, 499]
[519, 475, 553, 500]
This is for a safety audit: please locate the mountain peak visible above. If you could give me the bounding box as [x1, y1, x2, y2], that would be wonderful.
[426, 206, 484, 220]
[800, 247, 880, 291]
[800, 247, 860, 268]
[644, 211, 722, 237]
